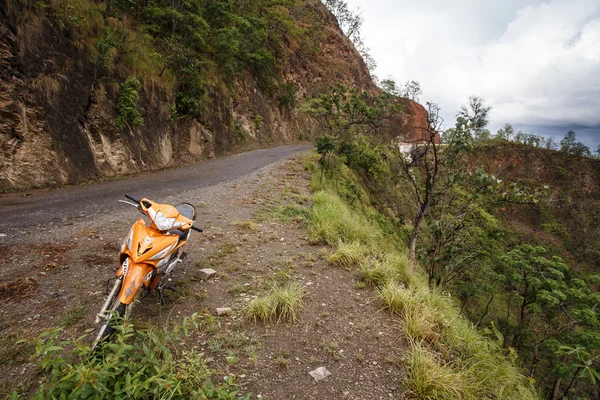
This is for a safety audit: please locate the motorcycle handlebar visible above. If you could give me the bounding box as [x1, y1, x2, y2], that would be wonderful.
[125, 194, 141, 204]
[124, 194, 203, 232]
[125, 194, 151, 208]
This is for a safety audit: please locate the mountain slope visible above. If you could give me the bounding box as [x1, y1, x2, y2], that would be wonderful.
[0, 0, 426, 191]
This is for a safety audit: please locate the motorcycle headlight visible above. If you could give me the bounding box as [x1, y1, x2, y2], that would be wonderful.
[154, 211, 176, 231]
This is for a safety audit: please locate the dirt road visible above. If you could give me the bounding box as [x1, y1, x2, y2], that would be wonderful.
[0, 146, 404, 399]
[0, 145, 311, 238]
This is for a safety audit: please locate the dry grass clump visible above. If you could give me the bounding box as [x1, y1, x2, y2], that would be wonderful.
[328, 240, 370, 268]
[357, 252, 411, 288]
[246, 282, 304, 323]
[405, 341, 477, 400]
[378, 282, 447, 343]
[233, 220, 259, 231]
[31, 74, 61, 104]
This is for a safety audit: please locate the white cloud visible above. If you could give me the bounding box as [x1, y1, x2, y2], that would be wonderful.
[344, 0, 600, 146]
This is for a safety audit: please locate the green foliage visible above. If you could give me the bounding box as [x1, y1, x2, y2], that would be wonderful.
[115, 76, 143, 130]
[253, 115, 264, 130]
[315, 135, 336, 156]
[232, 121, 247, 143]
[23, 314, 250, 399]
[339, 136, 391, 193]
[15, 0, 323, 122]
[143, 0, 314, 107]
[301, 84, 401, 142]
[278, 82, 296, 112]
[560, 130, 591, 157]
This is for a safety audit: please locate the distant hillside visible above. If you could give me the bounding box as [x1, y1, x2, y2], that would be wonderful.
[0, 0, 426, 190]
[473, 143, 600, 273]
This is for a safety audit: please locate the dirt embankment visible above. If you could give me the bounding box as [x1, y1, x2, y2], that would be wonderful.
[0, 154, 407, 399]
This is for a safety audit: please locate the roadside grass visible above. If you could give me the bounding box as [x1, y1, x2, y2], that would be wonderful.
[327, 240, 370, 269]
[304, 156, 538, 400]
[307, 190, 380, 245]
[245, 282, 304, 323]
[356, 253, 412, 288]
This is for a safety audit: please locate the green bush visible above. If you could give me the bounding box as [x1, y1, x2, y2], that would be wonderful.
[116, 76, 143, 130]
[20, 314, 250, 399]
[278, 82, 296, 112]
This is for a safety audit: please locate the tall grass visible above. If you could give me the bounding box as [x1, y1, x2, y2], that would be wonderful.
[357, 252, 411, 287]
[406, 341, 477, 399]
[328, 240, 370, 269]
[307, 190, 380, 245]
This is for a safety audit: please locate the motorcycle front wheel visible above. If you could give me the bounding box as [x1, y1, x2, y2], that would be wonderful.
[92, 293, 134, 352]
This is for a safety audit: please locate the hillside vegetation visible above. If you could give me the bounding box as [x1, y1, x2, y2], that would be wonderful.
[312, 131, 600, 398]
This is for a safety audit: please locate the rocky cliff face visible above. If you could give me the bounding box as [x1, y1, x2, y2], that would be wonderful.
[0, 0, 427, 191]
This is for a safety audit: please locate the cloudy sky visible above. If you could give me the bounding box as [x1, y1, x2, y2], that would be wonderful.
[344, 0, 600, 149]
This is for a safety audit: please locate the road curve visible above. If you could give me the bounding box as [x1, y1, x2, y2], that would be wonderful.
[0, 145, 311, 233]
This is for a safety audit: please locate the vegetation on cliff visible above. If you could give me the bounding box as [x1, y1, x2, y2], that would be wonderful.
[7, 0, 322, 120]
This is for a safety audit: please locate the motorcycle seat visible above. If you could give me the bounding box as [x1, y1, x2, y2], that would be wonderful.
[175, 203, 196, 221]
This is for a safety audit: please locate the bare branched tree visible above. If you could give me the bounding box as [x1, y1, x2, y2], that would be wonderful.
[400, 102, 443, 272]
[401, 80, 422, 102]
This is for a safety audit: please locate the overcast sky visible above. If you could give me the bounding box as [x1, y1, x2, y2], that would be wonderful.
[344, 0, 600, 149]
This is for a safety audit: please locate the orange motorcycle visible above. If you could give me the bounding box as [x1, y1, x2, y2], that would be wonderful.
[93, 194, 203, 348]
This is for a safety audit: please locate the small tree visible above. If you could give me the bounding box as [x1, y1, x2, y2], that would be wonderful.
[560, 131, 591, 157]
[401, 80, 422, 102]
[380, 76, 400, 96]
[301, 84, 401, 175]
[546, 137, 558, 150]
[322, 0, 376, 72]
[399, 101, 448, 272]
[322, 0, 363, 40]
[495, 123, 515, 141]
[459, 96, 491, 139]
[560, 130, 577, 151]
